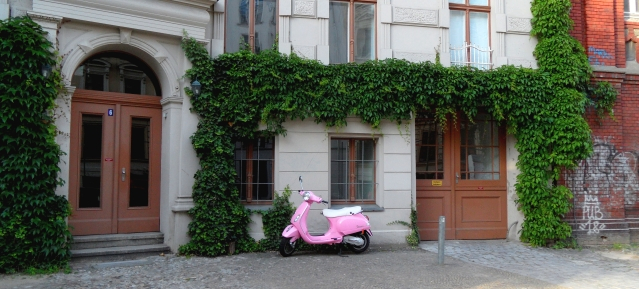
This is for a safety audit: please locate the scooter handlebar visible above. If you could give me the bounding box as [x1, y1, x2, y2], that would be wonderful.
[321, 200, 329, 204]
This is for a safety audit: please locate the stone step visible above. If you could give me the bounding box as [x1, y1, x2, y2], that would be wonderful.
[72, 232, 164, 250]
[71, 244, 170, 260]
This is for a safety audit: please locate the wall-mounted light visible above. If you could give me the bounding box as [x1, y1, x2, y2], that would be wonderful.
[41, 63, 52, 78]
[191, 78, 201, 98]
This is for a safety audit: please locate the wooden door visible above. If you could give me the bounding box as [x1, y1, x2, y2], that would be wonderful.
[416, 112, 507, 240]
[69, 90, 161, 235]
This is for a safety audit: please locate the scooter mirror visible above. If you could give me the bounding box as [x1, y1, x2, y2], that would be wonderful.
[299, 176, 303, 190]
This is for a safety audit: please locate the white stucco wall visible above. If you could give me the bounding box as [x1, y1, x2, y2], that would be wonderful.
[16, 0, 535, 249]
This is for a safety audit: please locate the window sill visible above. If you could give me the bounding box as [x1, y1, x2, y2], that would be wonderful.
[244, 204, 273, 212]
[330, 204, 384, 212]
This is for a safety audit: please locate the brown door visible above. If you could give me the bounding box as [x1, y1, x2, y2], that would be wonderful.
[416, 112, 507, 240]
[69, 90, 161, 235]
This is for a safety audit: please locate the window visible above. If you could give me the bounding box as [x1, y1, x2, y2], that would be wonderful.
[329, 0, 376, 64]
[331, 139, 376, 203]
[449, 0, 491, 69]
[226, 0, 277, 53]
[234, 137, 274, 203]
[626, 0, 639, 15]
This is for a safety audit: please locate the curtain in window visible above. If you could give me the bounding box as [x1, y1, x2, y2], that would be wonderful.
[449, 10, 465, 48]
[329, 2, 349, 64]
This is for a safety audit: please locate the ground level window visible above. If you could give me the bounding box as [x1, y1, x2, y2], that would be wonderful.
[234, 137, 274, 203]
[331, 138, 376, 203]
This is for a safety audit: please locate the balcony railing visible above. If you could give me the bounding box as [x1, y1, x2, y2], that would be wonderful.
[450, 42, 493, 70]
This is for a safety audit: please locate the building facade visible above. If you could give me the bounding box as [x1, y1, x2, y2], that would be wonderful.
[564, 0, 639, 245]
[3, 0, 537, 251]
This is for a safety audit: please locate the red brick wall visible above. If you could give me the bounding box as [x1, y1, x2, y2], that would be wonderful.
[563, 1, 639, 243]
[571, 0, 625, 67]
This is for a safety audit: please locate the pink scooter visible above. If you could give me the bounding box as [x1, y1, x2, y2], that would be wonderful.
[279, 176, 372, 257]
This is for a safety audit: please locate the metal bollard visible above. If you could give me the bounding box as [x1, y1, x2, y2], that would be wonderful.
[438, 216, 445, 265]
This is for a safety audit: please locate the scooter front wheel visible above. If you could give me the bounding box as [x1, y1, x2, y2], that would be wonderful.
[347, 233, 370, 254]
[279, 237, 296, 257]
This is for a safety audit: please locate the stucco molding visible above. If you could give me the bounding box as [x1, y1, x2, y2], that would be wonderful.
[171, 197, 195, 212]
[32, 0, 210, 39]
[292, 44, 316, 59]
[507, 17, 532, 34]
[61, 31, 181, 99]
[508, 58, 536, 68]
[293, 0, 316, 17]
[392, 7, 438, 27]
[393, 51, 436, 63]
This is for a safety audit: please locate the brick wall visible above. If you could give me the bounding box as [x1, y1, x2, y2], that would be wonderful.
[564, 1, 639, 244]
[570, 0, 625, 67]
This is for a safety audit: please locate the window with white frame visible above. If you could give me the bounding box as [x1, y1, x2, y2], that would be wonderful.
[226, 0, 277, 53]
[329, 0, 376, 64]
[449, 0, 492, 69]
[330, 138, 376, 204]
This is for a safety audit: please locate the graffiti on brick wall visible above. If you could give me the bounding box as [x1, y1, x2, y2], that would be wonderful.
[565, 137, 639, 233]
[579, 195, 605, 234]
[588, 46, 613, 65]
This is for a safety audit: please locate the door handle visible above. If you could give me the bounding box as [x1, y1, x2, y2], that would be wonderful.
[456, 172, 459, 184]
[122, 168, 126, 181]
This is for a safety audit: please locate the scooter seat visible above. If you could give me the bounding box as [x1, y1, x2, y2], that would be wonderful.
[322, 206, 362, 218]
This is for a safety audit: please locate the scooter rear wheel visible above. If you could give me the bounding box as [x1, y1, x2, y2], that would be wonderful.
[279, 237, 296, 257]
[347, 232, 370, 254]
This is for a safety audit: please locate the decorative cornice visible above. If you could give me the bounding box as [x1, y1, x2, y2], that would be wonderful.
[161, 96, 184, 106]
[26, 11, 62, 23]
[393, 7, 438, 26]
[170, 0, 217, 9]
[32, 0, 210, 39]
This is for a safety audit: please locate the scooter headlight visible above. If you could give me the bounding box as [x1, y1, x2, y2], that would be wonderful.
[303, 192, 310, 201]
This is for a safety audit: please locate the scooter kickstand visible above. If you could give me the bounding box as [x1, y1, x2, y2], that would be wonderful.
[338, 244, 349, 257]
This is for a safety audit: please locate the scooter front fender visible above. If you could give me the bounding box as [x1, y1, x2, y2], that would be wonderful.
[281, 224, 300, 242]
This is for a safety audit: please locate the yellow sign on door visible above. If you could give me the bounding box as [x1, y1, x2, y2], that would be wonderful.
[431, 180, 442, 186]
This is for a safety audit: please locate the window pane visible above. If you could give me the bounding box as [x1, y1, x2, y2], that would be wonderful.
[355, 140, 375, 200]
[129, 118, 150, 207]
[226, 0, 251, 53]
[469, 12, 489, 49]
[450, 10, 466, 47]
[79, 115, 103, 208]
[627, 41, 636, 61]
[331, 139, 349, 200]
[124, 78, 142, 95]
[329, 2, 349, 64]
[416, 113, 444, 180]
[354, 3, 375, 63]
[449, 0, 464, 3]
[254, 0, 277, 53]
[469, 0, 488, 6]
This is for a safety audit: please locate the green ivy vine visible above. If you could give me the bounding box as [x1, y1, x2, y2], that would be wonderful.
[179, 0, 616, 255]
[1, 16, 71, 272]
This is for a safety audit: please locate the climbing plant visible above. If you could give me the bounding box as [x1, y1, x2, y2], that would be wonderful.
[0, 16, 71, 272]
[179, 0, 616, 254]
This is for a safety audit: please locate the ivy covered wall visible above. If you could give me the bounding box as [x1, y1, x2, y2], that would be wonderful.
[0, 16, 71, 273]
[177, 0, 617, 255]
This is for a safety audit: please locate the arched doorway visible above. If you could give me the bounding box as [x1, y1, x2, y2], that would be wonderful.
[68, 52, 162, 236]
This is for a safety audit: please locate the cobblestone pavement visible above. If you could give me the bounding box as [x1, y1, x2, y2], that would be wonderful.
[1, 245, 562, 289]
[1, 241, 637, 289]
[420, 240, 639, 289]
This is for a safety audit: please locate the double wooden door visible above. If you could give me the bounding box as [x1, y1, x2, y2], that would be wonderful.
[68, 90, 161, 235]
[416, 112, 507, 240]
